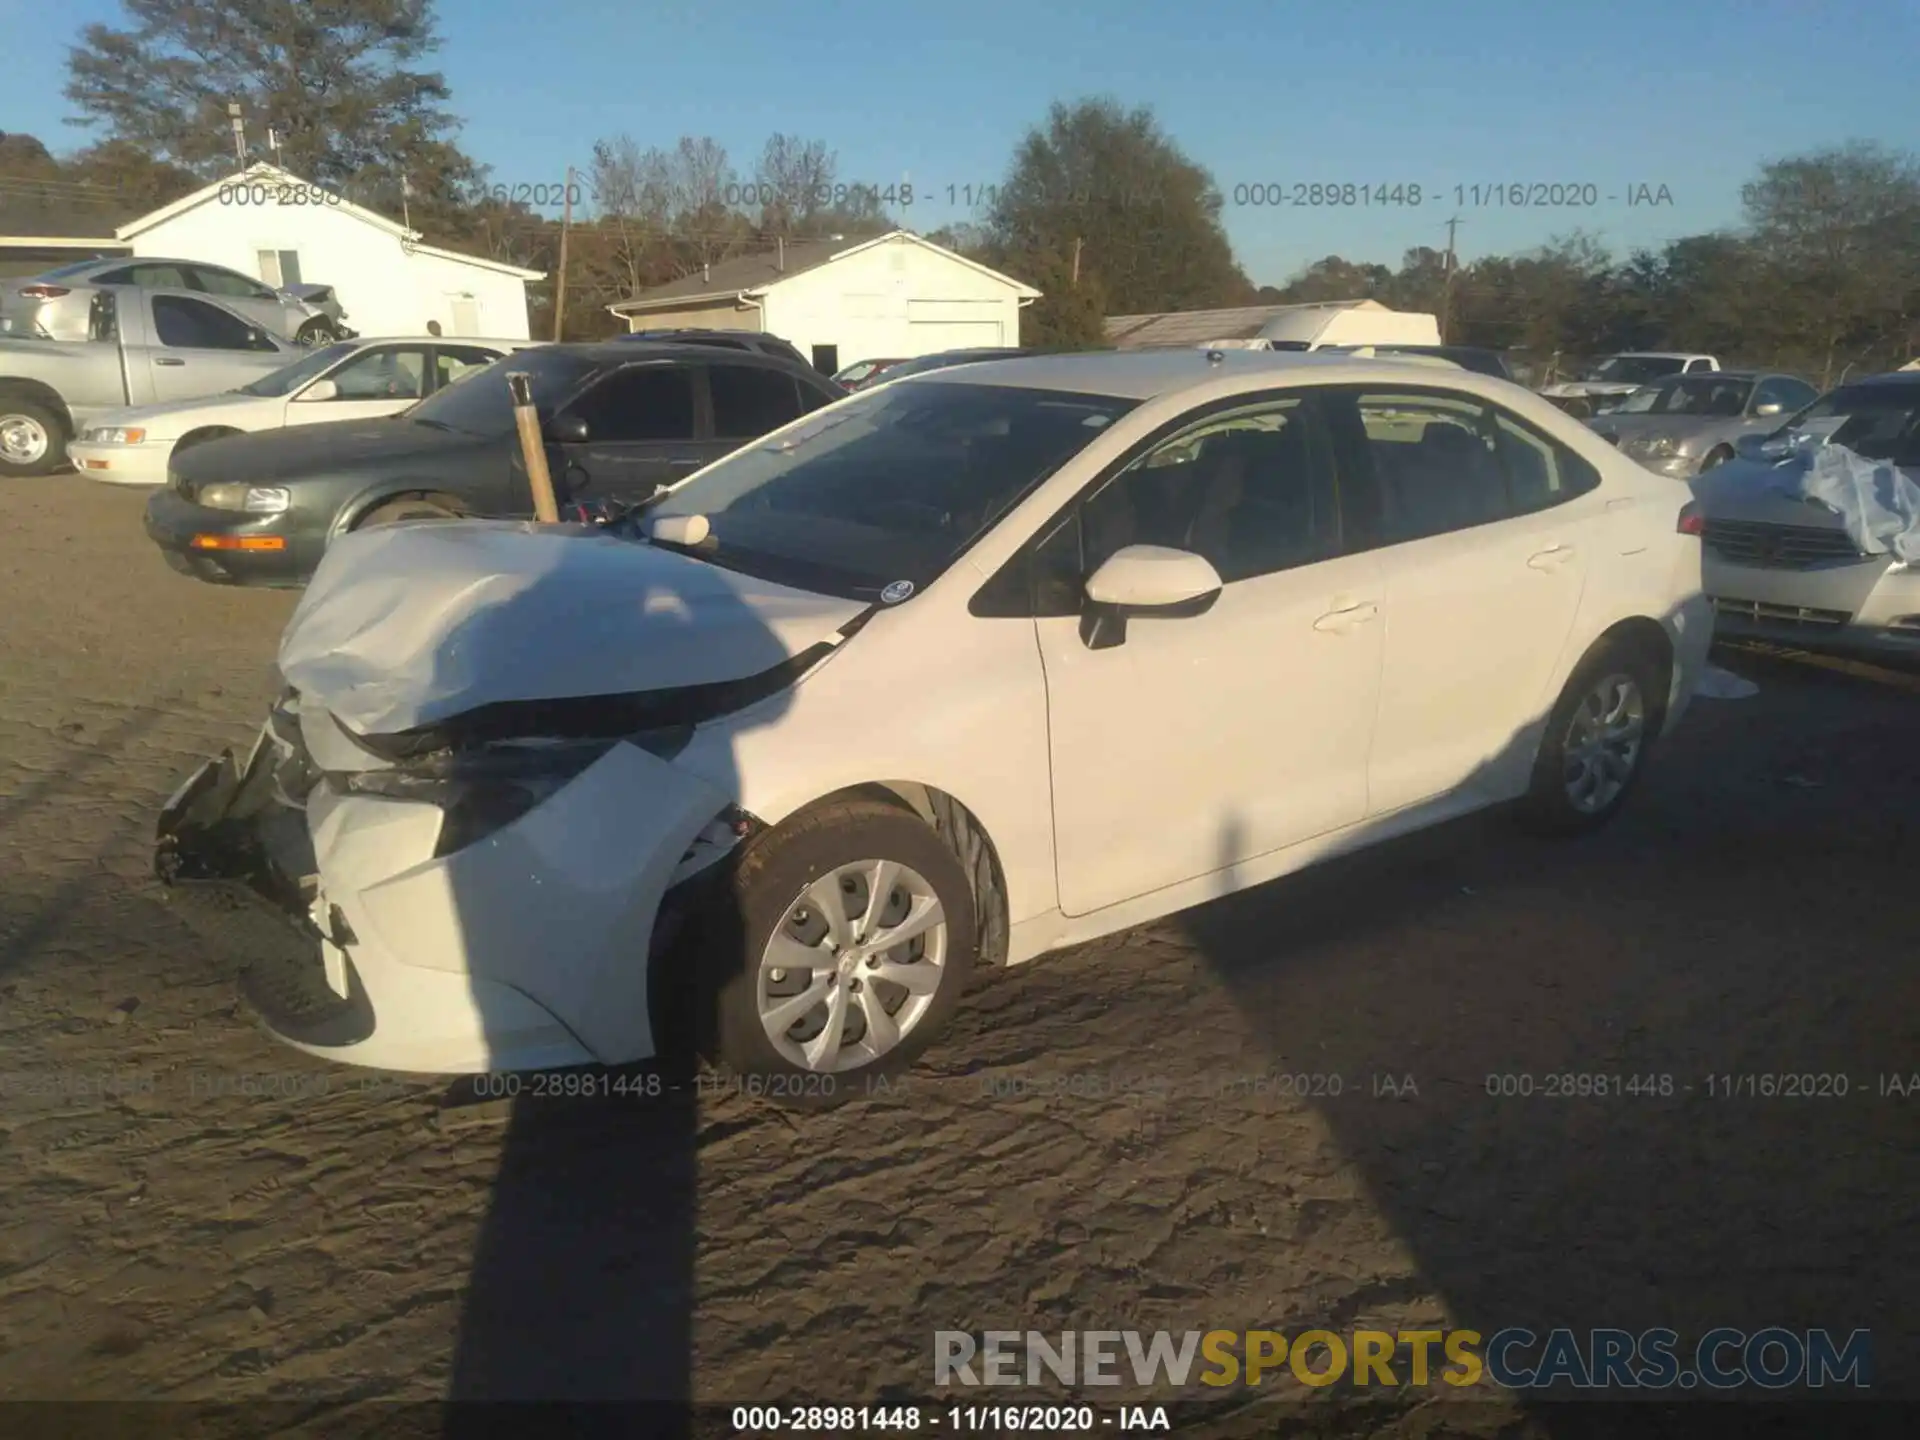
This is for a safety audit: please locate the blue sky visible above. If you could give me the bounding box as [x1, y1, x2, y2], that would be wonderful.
[3, 0, 1915, 285]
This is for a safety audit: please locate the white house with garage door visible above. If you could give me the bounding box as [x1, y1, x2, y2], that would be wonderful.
[607, 229, 1041, 374]
[112, 162, 542, 340]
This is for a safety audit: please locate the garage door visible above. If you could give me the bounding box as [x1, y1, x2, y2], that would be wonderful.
[908, 319, 1004, 351]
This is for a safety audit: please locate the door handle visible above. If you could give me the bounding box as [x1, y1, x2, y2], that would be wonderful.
[155, 357, 186, 366]
[1528, 544, 1576, 570]
[1313, 601, 1378, 633]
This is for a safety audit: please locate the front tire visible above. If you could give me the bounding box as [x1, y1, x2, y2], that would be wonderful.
[1699, 446, 1733, 472]
[1517, 640, 1661, 835]
[704, 798, 977, 1107]
[356, 496, 466, 528]
[295, 318, 343, 347]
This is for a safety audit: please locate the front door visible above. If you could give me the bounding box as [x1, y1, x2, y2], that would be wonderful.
[143, 293, 286, 403]
[1318, 387, 1599, 813]
[541, 362, 705, 509]
[1036, 393, 1386, 918]
[286, 345, 433, 426]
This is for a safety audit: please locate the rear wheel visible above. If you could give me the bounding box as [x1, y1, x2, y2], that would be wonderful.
[1517, 640, 1662, 835]
[0, 398, 63, 478]
[700, 798, 977, 1107]
[356, 496, 467, 528]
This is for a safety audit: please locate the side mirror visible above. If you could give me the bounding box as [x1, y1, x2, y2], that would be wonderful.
[545, 413, 590, 444]
[1752, 401, 1783, 417]
[298, 378, 339, 402]
[1079, 545, 1223, 650]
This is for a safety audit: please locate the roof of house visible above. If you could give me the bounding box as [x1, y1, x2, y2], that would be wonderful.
[610, 229, 1041, 313]
[111, 162, 544, 279]
[1104, 299, 1388, 349]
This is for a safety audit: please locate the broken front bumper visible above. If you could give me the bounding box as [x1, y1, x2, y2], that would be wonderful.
[156, 702, 737, 1074]
[155, 721, 380, 1050]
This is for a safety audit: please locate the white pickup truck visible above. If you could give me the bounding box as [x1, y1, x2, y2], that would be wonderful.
[1539, 352, 1721, 414]
[0, 286, 298, 477]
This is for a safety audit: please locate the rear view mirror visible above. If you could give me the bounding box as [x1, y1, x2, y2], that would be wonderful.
[544, 413, 590, 444]
[1080, 545, 1223, 650]
[298, 378, 339, 402]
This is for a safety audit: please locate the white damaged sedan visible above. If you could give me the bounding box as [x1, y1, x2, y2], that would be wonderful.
[157, 350, 1713, 1102]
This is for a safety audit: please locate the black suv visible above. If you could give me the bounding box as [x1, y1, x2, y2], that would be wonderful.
[615, 328, 811, 368]
[143, 343, 845, 588]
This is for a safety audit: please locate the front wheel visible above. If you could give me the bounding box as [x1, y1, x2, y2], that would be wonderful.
[703, 798, 978, 1107]
[1698, 446, 1733, 472]
[356, 496, 467, 528]
[295, 318, 344, 347]
[1517, 642, 1662, 835]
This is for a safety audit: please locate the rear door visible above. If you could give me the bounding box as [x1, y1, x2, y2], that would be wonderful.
[142, 292, 287, 402]
[704, 361, 818, 462]
[1320, 385, 1604, 813]
[548, 362, 702, 504]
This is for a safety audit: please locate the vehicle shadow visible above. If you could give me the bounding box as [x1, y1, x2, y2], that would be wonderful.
[413, 524, 802, 1434]
[1171, 631, 1917, 1423]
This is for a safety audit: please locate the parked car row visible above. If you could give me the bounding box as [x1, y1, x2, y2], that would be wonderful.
[154, 346, 1714, 1097]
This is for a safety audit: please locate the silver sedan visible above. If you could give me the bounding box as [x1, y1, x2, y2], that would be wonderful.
[1590, 372, 1820, 479]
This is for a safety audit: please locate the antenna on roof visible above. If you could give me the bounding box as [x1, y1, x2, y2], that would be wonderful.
[777, 235, 784, 271]
[227, 102, 246, 167]
[704, 260, 711, 282]
[266, 127, 281, 160]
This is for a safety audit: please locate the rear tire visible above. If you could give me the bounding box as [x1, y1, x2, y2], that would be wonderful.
[697, 798, 978, 1108]
[1516, 639, 1662, 836]
[0, 398, 64, 478]
[356, 496, 466, 528]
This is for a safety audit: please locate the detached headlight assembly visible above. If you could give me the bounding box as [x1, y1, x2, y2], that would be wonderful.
[198, 483, 292, 514]
[83, 426, 146, 445]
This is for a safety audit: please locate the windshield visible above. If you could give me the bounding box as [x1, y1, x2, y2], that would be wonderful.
[643, 382, 1138, 597]
[1589, 355, 1688, 384]
[1777, 383, 1920, 465]
[1642, 376, 1753, 417]
[235, 341, 359, 398]
[1613, 387, 1660, 413]
[402, 349, 596, 436]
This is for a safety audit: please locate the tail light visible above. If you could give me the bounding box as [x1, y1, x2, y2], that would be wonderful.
[1677, 500, 1705, 535]
[17, 284, 71, 299]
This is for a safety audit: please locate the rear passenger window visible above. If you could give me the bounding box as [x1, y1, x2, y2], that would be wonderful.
[1350, 393, 1507, 543]
[710, 364, 805, 438]
[1492, 410, 1601, 513]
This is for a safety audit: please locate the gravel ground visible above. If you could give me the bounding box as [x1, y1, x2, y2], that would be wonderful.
[1, 477, 1915, 1437]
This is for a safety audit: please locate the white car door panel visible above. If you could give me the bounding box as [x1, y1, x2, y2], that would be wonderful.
[1039, 551, 1385, 917]
[1331, 389, 1604, 815]
[1035, 392, 1384, 918]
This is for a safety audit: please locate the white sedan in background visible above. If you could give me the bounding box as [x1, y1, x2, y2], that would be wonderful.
[69, 335, 537, 485]
[157, 350, 1711, 1102]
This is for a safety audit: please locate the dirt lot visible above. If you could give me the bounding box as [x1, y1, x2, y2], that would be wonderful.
[1, 476, 1916, 1436]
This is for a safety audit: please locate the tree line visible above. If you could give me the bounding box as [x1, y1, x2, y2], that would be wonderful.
[1, 1, 1915, 381]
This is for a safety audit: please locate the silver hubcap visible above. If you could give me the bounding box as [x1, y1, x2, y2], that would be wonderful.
[1563, 672, 1645, 813]
[0, 414, 50, 465]
[758, 858, 948, 1072]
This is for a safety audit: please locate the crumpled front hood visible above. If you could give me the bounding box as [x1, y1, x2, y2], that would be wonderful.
[278, 520, 869, 736]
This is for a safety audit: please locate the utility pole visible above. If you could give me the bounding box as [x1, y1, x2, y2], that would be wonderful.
[1070, 236, 1083, 286]
[552, 165, 575, 342]
[400, 174, 413, 233]
[1438, 215, 1461, 343]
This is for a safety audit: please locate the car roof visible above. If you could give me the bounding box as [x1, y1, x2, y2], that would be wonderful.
[335, 336, 535, 347]
[901, 347, 1537, 402]
[1843, 370, 1920, 389]
[540, 340, 820, 369]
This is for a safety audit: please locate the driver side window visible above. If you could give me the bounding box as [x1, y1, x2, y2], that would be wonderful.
[1077, 397, 1334, 586]
[325, 347, 426, 400]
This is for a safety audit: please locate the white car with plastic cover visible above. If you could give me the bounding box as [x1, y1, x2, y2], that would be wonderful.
[155, 350, 1713, 1104]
